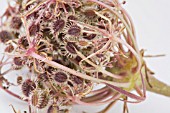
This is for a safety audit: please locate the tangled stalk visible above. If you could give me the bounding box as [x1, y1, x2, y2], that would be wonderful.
[0, 0, 170, 113]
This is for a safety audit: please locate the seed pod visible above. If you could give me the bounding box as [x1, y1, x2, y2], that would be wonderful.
[0, 30, 12, 43]
[67, 25, 81, 36]
[83, 33, 96, 40]
[54, 72, 68, 83]
[5, 44, 14, 53]
[29, 22, 40, 36]
[52, 18, 65, 33]
[30, 91, 39, 106]
[38, 73, 51, 82]
[73, 76, 83, 84]
[10, 16, 22, 29]
[21, 79, 36, 97]
[18, 36, 29, 48]
[37, 90, 49, 109]
[66, 42, 77, 54]
[84, 9, 96, 18]
[47, 104, 58, 113]
[13, 57, 24, 66]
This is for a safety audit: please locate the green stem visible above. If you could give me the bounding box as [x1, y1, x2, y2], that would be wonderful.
[146, 75, 170, 97]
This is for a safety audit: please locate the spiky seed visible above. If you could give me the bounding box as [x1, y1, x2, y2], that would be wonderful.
[73, 76, 83, 84]
[21, 79, 36, 97]
[38, 73, 50, 82]
[84, 9, 96, 18]
[0, 30, 12, 43]
[30, 91, 39, 106]
[66, 42, 77, 54]
[53, 19, 65, 33]
[29, 22, 40, 36]
[37, 91, 49, 109]
[10, 16, 22, 29]
[18, 36, 29, 48]
[54, 72, 68, 83]
[13, 57, 24, 66]
[5, 44, 14, 53]
[83, 33, 96, 40]
[68, 25, 81, 36]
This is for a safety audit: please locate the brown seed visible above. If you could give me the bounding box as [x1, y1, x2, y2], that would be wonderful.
[31, 91, 39, 106]
[0, 30, 12, 43]
[66, 42, 77, 54]
[53, 19, 65, 33]
[38, 73, 50, 82]
[83, 33, 96, 40]
[73, 76, 83, 84]
[18, 36, 29, 48]
[54, 72, 68, 83]
[13, 57, 23, 66]
[75, 56, 82, 63]
[68, 15, 77, 20]
[68, 25, 81, 36]
[78, 40, 89, 47]
[37, 91, 49, 109]
[21, 79, 36, 97]
[29, 22, 40, 36]
[5, 44, 14, 53]
[84, 9, 96, 18]
[10, 16, 22, 29]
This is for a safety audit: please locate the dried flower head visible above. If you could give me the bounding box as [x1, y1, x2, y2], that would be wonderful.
[0, 0, 170, 113]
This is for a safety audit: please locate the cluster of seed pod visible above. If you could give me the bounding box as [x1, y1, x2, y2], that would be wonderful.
[0, 0, 150, 113]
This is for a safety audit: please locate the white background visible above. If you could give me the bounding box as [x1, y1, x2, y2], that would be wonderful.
[0, 0, 170, 113]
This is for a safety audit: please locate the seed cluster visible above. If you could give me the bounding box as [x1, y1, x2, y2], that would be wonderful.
[0, 0, 147, 113]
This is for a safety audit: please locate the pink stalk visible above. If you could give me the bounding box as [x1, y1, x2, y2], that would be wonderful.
[89, 86, 109, 95]
[0, 86, 23, 101]
[107, 83, 145, 102]
[29, 51, 129, 87]
[88, 0, 142, 73]
[72, 93, 121, 106]
[82, 89, 111, 102]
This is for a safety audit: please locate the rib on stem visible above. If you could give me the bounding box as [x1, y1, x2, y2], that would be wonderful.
[146, 75, 170, 97]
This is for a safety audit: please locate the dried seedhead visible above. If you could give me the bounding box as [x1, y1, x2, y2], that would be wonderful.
[0, 0, 169, 113]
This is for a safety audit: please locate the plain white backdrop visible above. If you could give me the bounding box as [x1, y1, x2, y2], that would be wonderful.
[0, 0, 170, 113]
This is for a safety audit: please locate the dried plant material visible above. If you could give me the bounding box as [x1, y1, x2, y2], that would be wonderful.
[0, 0, 170, 113]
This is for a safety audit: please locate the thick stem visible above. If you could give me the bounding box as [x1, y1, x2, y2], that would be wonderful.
[146, 75, 170, 97]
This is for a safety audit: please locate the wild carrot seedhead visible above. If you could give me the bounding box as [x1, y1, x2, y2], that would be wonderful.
[0, 0, 169, 113]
